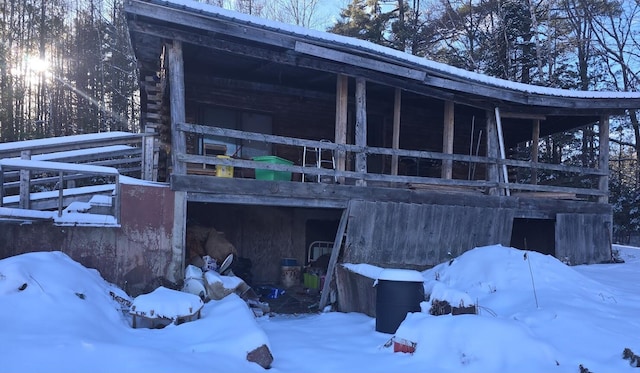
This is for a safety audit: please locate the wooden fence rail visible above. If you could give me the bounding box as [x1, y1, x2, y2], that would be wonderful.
[177, 122, 606, 199]
[0, 159, 121, 223]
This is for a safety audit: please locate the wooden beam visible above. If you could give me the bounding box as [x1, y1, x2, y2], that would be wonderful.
[172, 175, 611, 214]
[142, 132, 156, 181]
[335, 75, 348, 184]
[295, 41, 426, 81]
[355, 78, 367, 186]
[125, 0, 296, 49]
[319, 204, 351, 310]
[494, 107, 510, 196]
[19, 150, 31, 209]
[531, 119, 540, 185]
[167, 40, 187, 284]
[486, 110, 499, 196]
[598, 115, 610, 203]
[442, 101, 454, 179]
[391, 88, 401, 176]
[168, 41, 186, 175]
[501, 112, 547, 120]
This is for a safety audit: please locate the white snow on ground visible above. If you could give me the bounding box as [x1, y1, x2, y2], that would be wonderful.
[2, 244, 640, 372]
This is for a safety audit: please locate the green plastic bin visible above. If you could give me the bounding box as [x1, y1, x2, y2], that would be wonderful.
[253, 156, 293, 181]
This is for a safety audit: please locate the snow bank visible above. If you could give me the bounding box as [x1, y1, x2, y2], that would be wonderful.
[395, 312, 560, 372]
[0, 251, 269, 373]
[421, 244, 613, 312]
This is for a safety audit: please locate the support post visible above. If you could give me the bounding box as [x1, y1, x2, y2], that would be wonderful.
[598, 115, 610, 203]
[168, 40, 187, 283]
[486, 110, 499, 196]
[355, 77, 367, 186]
[58, 171, 64, 217]
[335, 75, 348, 184]
[391, 88, 401, 176]
[319, 203, 350, 310]
[494, 107, 510, 196]
[531, 119, 540, 185]
[442, 101, 454, 179]
[142, 131, 156, 181]
[19, 150, 31, 209]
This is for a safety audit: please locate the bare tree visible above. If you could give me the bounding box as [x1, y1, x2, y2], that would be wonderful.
[262, 0, 322, 28]
[586, 0, 640, 181]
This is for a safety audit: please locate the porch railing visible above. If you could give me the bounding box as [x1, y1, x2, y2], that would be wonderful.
[176, 122, 607, 201]
[0, 159, 121, 224]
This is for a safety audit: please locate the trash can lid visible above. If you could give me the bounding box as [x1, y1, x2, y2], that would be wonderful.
[377, 268, 424, 282]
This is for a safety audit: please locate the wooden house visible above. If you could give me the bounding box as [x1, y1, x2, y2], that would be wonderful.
[2, 0, 640, 306]
[121, 0, 640, 306]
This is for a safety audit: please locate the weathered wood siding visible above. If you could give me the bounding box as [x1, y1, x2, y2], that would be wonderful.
[555, 213, 611, 264]
[335, 264, 377, 317]
[343, 201, 514, 268]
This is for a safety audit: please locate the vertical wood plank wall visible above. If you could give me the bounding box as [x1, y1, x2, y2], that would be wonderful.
[343, 200, 515, 267]
[555, 213, 611, 264]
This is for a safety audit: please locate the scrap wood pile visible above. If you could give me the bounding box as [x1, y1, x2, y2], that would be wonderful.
[183, 225, 268, 316]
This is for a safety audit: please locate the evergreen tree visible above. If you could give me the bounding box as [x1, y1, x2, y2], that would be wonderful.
[328, 0, 391, 46]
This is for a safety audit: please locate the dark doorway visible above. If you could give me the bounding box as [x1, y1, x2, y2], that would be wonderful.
[510, 218, 556, 256]
[305, 219, 339, 265]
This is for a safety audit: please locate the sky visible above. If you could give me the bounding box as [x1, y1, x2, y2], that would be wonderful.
[2, 243, 640, 373]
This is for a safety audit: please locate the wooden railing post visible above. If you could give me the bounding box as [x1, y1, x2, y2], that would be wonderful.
[58, 171, 64, 217]
[355, 77, 367, 186]
[168, 39, 187, 284]
[485, 111, 499, 195]
[0, 165, 4, 207]
[442, 101, 454, 179]
[335, 74, 348, 184]
[142, 132, 156, 181]
[19, 150, 31, 209]
[391, 88, 401, 176]
[598, 115, 610, 203]
[531, 119, 540, 185]
[114, 174, 121, 224]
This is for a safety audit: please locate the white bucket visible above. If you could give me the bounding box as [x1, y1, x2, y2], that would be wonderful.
[281, 265, 301, 288]
[183, 277, 207, 299]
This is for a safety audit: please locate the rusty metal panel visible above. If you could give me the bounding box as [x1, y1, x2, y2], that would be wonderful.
[0, 184, 177, 296]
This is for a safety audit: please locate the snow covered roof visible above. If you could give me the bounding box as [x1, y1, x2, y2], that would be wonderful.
[125, 0, 640, 110]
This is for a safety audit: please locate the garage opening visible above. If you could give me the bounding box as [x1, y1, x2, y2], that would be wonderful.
[510, 218, 556, 256]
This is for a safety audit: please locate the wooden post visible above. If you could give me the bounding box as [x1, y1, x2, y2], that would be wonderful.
[442, 101, 454, 179]
[142, 131, 156, 181]
[319, 204, 350, 310]
[486, 110, 499, 196]
[355, 77, 367, 186]
[335, 75, 348, 184]
[598, 115, 610, 203]
[391, 88, 401, 176]
[0, 165, 4, 207]
[168, 40, 187, 284]
[57, 171, 64, 217]
[169, 41, 187, 176]
[531, 119, 540, 185]
[494, 107, 510, 196]
[19, 150, 31, 209]
[114, 174, 121, 224]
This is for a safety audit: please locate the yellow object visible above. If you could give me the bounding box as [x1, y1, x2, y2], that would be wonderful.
[216, 155, 233, 178]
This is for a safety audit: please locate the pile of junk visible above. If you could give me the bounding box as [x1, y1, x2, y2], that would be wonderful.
[182, 226, 270, 317]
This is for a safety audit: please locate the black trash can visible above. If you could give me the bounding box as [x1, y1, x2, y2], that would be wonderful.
[375, 269, 425, 334]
